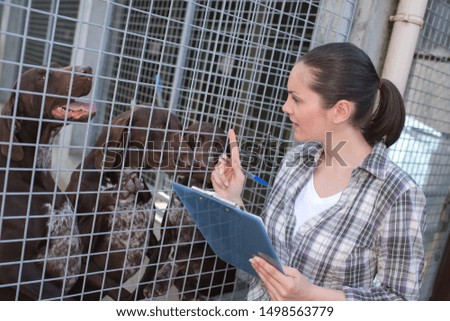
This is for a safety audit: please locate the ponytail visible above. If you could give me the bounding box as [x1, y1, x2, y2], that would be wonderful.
[299, 43, 406, 148]
[362, 78, 405, 148]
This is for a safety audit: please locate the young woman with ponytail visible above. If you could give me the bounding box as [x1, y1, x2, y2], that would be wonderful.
[211, 42, 426, 300]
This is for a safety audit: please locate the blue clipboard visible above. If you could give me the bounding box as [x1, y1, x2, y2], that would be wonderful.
[172, 182, 284, 278]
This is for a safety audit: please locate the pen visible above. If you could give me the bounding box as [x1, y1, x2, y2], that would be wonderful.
[241, 168, 269, 187]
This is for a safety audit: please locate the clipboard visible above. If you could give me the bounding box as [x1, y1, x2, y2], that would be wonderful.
[172, 182, 284, 278]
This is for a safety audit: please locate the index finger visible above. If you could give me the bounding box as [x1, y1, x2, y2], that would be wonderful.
[228, 128, 241, 167]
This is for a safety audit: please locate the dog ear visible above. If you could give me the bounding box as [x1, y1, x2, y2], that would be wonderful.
[0, 86, 24, 161]
[49, 62, 61, 68]
[94, 110, 132, 169]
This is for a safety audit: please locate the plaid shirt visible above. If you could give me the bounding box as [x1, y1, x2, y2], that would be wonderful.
[247, 141, 427, 301]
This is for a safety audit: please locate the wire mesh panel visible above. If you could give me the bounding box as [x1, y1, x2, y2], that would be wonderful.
[0, 0, 359, 301]
[23, 0, 80, 66]
[388, 0, 450, 300]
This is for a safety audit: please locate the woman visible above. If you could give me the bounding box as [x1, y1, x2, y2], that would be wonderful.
[211, 42, 426, 301]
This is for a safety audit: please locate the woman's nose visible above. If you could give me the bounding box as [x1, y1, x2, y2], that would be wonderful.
[282, 100, 290, 114]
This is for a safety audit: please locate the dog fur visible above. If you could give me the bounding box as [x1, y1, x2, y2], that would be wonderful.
[66, 106, 194, 300]
[142, 122, 237, 301]
[0, 63, 95, 300]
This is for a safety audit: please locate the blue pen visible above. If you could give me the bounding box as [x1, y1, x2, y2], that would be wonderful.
[241, 168, 269, 187]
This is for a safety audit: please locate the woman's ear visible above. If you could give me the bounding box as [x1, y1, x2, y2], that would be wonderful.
[332, 99, 353, 124]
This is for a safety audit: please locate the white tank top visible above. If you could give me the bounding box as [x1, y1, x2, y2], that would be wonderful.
[294, 175, 342, 232]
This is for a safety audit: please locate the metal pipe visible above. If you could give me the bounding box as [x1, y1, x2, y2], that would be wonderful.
[381, 0, 428, 95]
[168, 0, 196, 113]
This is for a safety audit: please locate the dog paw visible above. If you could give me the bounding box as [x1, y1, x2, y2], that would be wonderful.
[125, 173, 144, 193]
[119, 171, 144, 199]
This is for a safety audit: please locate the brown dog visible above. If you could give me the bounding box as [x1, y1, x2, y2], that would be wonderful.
[0, 63, 96, 300]
[66, 106, 191, 217]
[66, 105, 195, 300]
[68, 168, 153, 300]
[141, 122, 237, 301]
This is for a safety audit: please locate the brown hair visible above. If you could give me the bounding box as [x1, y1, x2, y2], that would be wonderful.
[298, 42, 405, 147]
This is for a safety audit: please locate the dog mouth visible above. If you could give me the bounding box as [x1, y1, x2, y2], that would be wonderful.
[51, 100, 97, 121]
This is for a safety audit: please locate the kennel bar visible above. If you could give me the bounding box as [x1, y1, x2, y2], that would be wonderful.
[4, 0, 449, 301]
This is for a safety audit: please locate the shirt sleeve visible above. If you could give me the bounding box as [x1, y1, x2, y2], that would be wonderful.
[343, 185, 427, 300]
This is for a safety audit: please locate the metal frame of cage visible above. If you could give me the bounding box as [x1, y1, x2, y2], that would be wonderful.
[0, 0, 448, 301]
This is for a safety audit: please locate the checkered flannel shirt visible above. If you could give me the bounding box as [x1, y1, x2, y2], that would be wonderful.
[247, 141, 427, 301]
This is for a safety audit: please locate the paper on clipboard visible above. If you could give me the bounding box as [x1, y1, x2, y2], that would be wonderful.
[172, 182, 284, 278]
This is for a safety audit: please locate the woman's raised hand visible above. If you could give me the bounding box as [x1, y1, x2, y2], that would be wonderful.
[211, 129, 245, 207]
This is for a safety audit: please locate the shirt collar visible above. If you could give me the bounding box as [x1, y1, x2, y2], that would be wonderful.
[358, 141, 389, 180]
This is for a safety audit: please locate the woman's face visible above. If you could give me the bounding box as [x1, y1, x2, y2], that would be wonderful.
[282, 62, 333, 143]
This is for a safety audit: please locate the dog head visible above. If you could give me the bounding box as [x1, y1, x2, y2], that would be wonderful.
[0, 63, 95, 161]
[94, 105, 193, 172]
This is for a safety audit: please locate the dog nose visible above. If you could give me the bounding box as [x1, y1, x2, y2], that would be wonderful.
[78, 66, 93, 75]
[191, 158, 204, 169]
[180, 152, 194, 169]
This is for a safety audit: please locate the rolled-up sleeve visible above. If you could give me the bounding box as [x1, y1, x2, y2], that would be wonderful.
[343, 186, 427, 300]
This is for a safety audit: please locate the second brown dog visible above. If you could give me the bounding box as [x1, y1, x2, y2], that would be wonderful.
[66, 105, 194, 300]
[142, 121, 237, 300]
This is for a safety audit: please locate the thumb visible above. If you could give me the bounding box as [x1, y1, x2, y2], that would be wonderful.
[283, 266, 302, 278]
